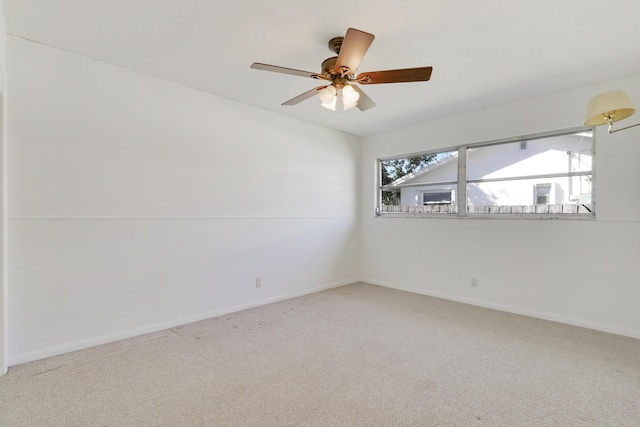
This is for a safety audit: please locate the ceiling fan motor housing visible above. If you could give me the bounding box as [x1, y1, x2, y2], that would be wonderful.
[321, 57, 339, 75]
[322, 37, 346, 77]
[328, 36, 344, 54]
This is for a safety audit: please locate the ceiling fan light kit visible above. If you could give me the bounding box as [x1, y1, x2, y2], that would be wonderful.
[250, 28, 433, 112]
[318, 80, 360, 111]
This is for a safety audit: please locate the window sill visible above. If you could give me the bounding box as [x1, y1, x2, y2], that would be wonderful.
[376, 212, 595, 220]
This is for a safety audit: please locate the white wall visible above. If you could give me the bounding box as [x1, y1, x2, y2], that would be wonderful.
[0, 0, 7, 375]
[5, 29, 640, 369]
[360, 73, 640, 338]
[7, 36, 360, 365]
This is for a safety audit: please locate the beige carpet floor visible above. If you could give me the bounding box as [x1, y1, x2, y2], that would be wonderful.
[1, 282, 639, 426]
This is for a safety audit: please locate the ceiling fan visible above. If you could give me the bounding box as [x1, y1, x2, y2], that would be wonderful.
[250, 28, 433, 112]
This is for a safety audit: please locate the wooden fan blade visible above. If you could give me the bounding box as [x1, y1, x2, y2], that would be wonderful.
[282, 86, 327, 106]
[357, 67, 433, 84]
[250, 63, 319, 79]
[335, 28, 375, 75]
[353, 86, 376, 111]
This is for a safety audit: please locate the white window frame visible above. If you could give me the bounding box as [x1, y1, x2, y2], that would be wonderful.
[376, 126, 595, 220]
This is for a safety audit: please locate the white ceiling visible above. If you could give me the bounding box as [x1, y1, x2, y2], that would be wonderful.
[4, 0, 640, 136]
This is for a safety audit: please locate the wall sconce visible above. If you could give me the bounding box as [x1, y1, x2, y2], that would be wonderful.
[583, 90, 639, 134]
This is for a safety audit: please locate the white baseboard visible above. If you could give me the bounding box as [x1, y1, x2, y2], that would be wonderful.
[360, 277, 640, 340]
[9, 278, 356, 366]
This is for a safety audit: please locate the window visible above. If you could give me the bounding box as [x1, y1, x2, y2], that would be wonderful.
[377, 127, 594, 218]
[422, 190, 453, 205]
[379, 149, 458, 215]
[534, 184, 552, 205]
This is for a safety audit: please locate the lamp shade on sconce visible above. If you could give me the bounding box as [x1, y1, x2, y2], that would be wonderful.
[584, 90, 636, 126]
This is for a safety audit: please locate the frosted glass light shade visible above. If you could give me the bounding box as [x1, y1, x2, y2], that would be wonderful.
[319, 85, 337, 110]
[321, 98, 337, 110]
[584, 90, 636, 126]
[341, 85, 360, 110]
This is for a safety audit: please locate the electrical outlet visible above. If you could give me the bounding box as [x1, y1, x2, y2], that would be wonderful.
[255, 277, 262, 288]
[471, 277, 478, 288]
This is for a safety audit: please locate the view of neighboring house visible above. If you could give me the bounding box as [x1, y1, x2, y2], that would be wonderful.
[382, 131, 593, 214]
